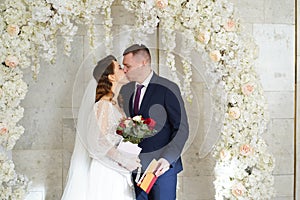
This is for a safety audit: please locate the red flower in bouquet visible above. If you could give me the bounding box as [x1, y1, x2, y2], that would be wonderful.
[116, 115, 157, 144]
[144, 118, 156, 130]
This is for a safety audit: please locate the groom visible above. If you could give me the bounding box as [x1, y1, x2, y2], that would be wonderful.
[121, 44, 189, 200]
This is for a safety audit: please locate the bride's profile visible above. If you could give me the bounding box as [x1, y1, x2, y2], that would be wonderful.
[61, 55, 140, 200]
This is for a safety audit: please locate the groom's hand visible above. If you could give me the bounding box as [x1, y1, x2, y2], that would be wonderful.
[154, 158, 170, 177]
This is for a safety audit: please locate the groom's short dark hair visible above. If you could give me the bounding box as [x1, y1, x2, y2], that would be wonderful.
[123, 44, 151, 62]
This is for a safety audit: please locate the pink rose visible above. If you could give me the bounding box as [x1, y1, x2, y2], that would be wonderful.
[156, 0, 168, 9]
[7, 24, 20, 36]
[241, 83, 254, 96]
[119, 122, 126, 128]
[5, 55, 19, 68]
[240, 144, 253, 156]
[209, 50, 221, 62]
[0, 124, 8, 135]
[228, 107, 241, 119]
[224, 19, 236, 32]
[231, 183, 246, 197]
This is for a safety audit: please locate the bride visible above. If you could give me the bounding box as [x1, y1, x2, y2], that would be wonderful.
[61, 55, 140, 200]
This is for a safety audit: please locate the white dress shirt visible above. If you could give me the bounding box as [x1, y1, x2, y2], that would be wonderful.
[133, 71, 154, 109]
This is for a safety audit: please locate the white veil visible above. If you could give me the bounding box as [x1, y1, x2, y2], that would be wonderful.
[62, 77, 120, 199]
[61, 79, 97, 200]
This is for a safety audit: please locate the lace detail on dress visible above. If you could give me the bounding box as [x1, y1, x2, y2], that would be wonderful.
[86, 99, 125, 163]
[94, 100, 123, 146]
[88, 100, 129, 173]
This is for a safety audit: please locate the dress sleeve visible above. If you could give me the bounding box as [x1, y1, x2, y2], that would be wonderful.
[86, 101, 121, 160]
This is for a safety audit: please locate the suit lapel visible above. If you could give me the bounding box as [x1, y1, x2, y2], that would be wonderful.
[129, 94, 134, 117]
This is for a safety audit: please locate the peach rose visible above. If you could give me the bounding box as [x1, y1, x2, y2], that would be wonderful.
[240, 144, 253, 156]
[156, 0, 168, 9]
[0, 123, 8, 135]
[241, 83, 254, 96]
[65, 4, 72, 11]
[228, 107, 241, 119]
[231, 183, 246, 197]
[197, 33, 205, 43]
[5, 55, 19, 68]
[224, 19, 236, 32]
[197, 32, 210, 44]
[209, 50, 221, 62]
[220, 149, 230, 160]
[7, 24, 20, 36]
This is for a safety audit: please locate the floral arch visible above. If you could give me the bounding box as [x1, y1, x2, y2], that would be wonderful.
[0, 0, 275, 199]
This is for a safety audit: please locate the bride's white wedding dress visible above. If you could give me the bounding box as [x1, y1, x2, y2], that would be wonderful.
[61, 99, 135, 200]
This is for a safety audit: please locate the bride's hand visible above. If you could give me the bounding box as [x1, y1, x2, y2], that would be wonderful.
[120, 156, 141, 171]
[107, 148, 141, 171]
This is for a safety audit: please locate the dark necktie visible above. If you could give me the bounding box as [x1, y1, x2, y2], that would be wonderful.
[134, 84, 144, 115]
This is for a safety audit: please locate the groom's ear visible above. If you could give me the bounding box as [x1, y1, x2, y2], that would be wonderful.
[142, 60, 147, 66]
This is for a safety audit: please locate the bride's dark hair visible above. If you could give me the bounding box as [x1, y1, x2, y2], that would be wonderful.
[95, 62, 115, 103]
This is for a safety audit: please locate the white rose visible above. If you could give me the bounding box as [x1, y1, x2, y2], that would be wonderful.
[209, 50, 221, 62]
[132, 115, 142, 122]
[124, 119, 131, 127]
[220, 149, 231, 160]
[228, 107, 241, 119]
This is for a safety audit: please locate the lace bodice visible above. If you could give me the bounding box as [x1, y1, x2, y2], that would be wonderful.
[85, 99, 125, 163]
[86, 99, 133, 173]
[94, 100, 124, 146]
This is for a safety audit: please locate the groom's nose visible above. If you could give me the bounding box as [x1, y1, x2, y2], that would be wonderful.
[123, 66, 128, 73]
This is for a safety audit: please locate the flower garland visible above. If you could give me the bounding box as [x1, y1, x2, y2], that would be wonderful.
[0, 1, 30, 198]
[122, 0, 187, 92]
[0, 0, 114, 198]
[0, 0, 275, 199]
[0, 150, 29, 199]
[121, 0, 275, 199]
[0, 67, 27, 150]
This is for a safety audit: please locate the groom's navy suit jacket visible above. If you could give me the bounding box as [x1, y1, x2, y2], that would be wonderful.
[121, 73, 189, 176]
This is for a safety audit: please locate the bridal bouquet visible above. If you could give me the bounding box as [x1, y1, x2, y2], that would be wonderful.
[116, 115, 156, 144]
[116, 115, 156, 181]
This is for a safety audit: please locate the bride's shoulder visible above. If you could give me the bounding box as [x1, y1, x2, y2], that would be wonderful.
[95, 99, 113, 107]
[94, 100, 115, 118]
